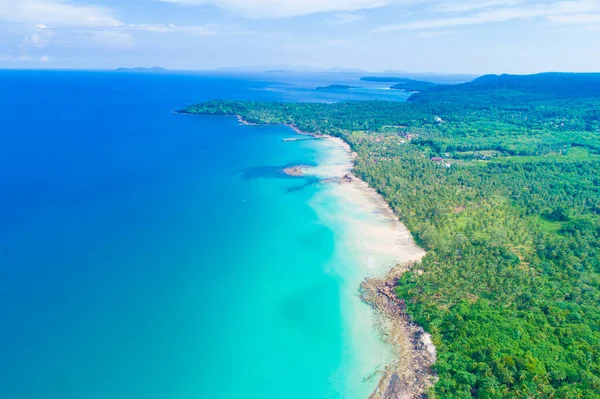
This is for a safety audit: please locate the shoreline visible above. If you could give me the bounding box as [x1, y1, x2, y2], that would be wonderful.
[235, 114, 332, 140]
[202, 112, 436, 398]
[360, 267, 437, 399]
[299, 130, 436, 398]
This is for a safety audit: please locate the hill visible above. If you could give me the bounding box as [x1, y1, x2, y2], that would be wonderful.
[315, 84, 357, 90]
[410, 72, 600, 103]
[361, 76, 442, 91]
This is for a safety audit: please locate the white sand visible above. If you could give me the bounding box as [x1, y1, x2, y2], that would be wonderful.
[304, 137, 425, 398]
[306, 137, 424, 270]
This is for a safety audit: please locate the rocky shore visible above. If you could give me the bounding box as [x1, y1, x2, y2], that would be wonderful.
[288, 130, 436, 398]
[283, 165, 308, 176]
[236, 114, 258, 125]
[360, 264, 437, 399]
[283, 164, 355, 186]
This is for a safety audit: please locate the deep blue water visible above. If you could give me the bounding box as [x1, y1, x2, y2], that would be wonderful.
[0, 70, 414, 399]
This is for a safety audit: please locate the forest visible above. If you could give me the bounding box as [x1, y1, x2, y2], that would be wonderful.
[182, 73, 600, 398]
[360, 76, 443, 91]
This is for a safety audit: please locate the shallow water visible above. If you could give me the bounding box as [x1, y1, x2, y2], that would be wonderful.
[0, 70, 419, 399]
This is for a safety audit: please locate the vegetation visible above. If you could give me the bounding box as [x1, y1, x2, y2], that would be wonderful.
[360, 76, 443, 91]
[316, 84, 356, 90]
[182, 73, 600, 398]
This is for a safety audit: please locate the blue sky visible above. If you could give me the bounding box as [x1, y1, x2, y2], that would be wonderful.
[1, 0, 599, 73]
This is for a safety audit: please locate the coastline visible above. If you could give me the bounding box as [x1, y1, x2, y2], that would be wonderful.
[300, 132, 436, 398]
[216, 112, 436, 398]
[234, 113, 331, 139]
[236, 114, 258, 126]
[360, 267, 437, 399]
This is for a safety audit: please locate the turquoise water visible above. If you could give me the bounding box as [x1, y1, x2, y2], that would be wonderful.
[0, 71, 413, 399]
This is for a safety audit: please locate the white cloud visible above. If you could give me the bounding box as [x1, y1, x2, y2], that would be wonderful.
[84, 31, 135, 49]
[0, 0, 132, 54]
[546, 13, 600, 25]
[23, 31, 55, 48]
[157, 0, 388, 18]
[332, 12, 364, 24]
[40, 55, 50, 62]
[128, 23, 218, 35]
[546, 12, 600, 31]
[177, 25, 220, 35]
[375, 0, 600, 31]
[414, 30, 455, 38]
[433, 0, 523, 13]
[129, 24, 171, 33]
[47, 29, 135, 49]
[0, 0, 122, 28]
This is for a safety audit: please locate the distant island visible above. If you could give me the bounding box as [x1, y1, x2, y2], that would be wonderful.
[316, 84, 357, 90]
[360, 76, 419, 82]
[116, 67, 168, 73]
[361, 76, 442, 92]
[322, 67, 368, 73]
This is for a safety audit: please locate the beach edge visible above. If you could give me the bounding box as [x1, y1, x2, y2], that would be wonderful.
[184, 112, 437, 398]
[314, 133, 437, 399]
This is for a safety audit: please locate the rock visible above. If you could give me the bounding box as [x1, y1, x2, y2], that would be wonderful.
[283, 166, 308, 176]
[361, 263, 437, 399]
[341, 174, 354, 183]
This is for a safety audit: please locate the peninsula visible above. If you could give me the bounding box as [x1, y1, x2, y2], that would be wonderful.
[316, 84, 357, 90]
[360, 76, 442, 91]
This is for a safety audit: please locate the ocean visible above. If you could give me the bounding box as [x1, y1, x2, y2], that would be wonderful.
[0, 70, 417, 399]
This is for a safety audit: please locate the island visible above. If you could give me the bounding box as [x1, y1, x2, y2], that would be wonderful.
[315, 84, 357, 90]
[181, 72, 600, 399]
[116, 67, 168, 73]
[361, 76, 442, 91]
[360, 76, 426, 82]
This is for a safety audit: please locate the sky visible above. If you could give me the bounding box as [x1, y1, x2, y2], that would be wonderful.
[1, 0, 599, 73]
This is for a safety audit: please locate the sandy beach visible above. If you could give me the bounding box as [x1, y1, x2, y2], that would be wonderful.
[304, 136, 424, 268]
[235, 113, 436, 398]
[302, 135, 436, 399]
